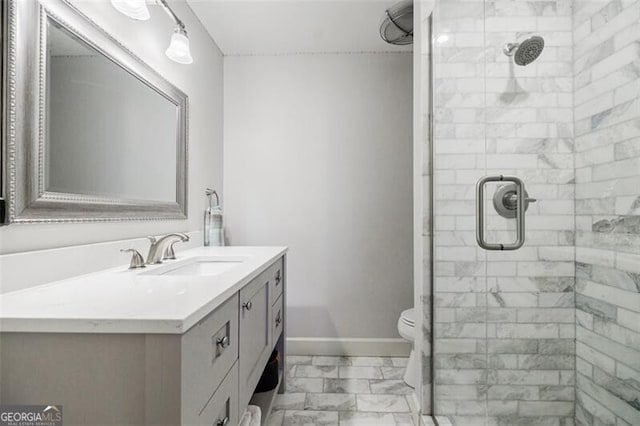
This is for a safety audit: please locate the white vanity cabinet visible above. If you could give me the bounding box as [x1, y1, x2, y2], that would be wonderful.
[197, 363, 239, 426]
[180, 254, 288, 425]
[181, 294, 240, 424]
[239, 275, 272, 410]
[272, 295, 285, 345]
[0, 252, 287, 426]
[238, 256, 285, 411]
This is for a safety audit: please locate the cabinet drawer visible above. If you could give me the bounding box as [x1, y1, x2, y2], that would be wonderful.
[181, 294, 239, 420]
[272, 294, 284, 342]
[269, 257, 284, 305]
[239, 277, 272, 411]
[198, 362, 239, 426]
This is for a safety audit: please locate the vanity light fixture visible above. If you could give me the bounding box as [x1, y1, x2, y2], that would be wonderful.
[158, 0, 194, 64]
[110, 0, 150, 21]
[111, 0, 193, 64]
[165, 28, 193, 65]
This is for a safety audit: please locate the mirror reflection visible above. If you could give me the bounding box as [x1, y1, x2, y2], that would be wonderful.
[45, 19, 178, 203]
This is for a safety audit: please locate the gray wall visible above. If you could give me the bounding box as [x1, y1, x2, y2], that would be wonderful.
[573, 1, 640, 425]
[223, 53, 413, 339]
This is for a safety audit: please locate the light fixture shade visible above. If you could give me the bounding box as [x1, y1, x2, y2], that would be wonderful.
[111, 0, 150, 21]
[166, 30, 193, 65]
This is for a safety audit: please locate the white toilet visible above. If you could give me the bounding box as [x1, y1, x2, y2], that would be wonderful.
[397, 308, 419, 388]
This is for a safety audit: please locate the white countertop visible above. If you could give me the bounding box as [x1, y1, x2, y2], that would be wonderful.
[0, 246, 287, 334]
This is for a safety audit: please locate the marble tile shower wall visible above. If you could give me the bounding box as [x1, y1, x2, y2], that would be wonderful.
[432, 1, 575, 425]
[572, 1, 640, 426]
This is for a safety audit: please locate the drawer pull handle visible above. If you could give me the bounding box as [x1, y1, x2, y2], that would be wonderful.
[216, 335, 230, 349]
[216, 417, 229, 426]
[275, 312, 282, 326]
[242, 301, 253, 311]
[275, 270, 282, 286]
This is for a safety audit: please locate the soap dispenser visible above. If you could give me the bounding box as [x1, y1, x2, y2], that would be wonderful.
[204, 188, 224, 247]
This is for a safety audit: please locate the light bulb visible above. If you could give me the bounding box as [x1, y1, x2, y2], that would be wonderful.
[111, 0, 150, 21]
[166, 29, 193, 65]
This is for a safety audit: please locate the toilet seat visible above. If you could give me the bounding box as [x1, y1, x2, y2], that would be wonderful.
[397, 308, 416, 342]
[400, 308, 415, 327]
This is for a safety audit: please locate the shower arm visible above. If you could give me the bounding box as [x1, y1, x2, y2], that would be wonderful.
[503, 43, 520, 56]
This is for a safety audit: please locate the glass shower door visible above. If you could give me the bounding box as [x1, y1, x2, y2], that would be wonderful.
[431, 0, 576, 424]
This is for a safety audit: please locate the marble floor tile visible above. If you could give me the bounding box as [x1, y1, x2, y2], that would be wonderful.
[350, 356, 393, 367]
[313, 356, 353, 366]
[432, 416, 452, 426]
[339, 411, 397, 425]
[266, 409, 285, 426]
[393, 413, 416, 425]
[356, 394, 410, 413]
[286, 364, 296, 378]
[286, 377, 324, 393]
[273, 393, 306, 411]
[267, 356, 415, 426]
[391, 357, 410, 367]
[283, 410, 340, 426]
[381, 366, 406, 380]
[421, 415, 437, 426]
[339, 366, 384, 379]
[296, 365, 339, 378]
[324, 378, 371, 394]
[370, 379, 414, 395]
[287, 355, 313, 365]
[305, 393, 357, 411]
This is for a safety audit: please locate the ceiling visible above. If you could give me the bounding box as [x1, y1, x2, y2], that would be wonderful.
[186, 0, 413, 56]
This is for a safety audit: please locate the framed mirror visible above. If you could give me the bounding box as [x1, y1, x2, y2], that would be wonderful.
[3, 0, 188, 224]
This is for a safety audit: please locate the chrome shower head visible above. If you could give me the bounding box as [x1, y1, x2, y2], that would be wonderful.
[503, 36, 545, 66]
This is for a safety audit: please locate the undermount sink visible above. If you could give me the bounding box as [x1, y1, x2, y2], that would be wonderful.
[144, 257, 245, 277]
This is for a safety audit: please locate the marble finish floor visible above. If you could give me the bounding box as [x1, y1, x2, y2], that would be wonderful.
[266, 355, 417, 426]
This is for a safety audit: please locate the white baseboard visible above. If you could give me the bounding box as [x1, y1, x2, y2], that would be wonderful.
[286, 337, 412, 357]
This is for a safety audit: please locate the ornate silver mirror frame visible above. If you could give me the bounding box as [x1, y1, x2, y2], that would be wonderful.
[3, 0, 188, 224]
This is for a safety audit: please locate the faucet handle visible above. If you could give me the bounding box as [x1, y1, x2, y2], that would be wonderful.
[164, 242, 178, 260]
[121, 249, 146, 269]
[163, 234, 189, 260]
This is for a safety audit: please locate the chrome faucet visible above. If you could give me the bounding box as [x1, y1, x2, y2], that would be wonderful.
[146, 233, 189, 264]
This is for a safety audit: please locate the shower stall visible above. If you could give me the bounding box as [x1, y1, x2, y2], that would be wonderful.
[415, 0, 640, 425]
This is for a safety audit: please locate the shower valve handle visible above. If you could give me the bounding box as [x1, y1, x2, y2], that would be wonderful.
[476, 175, 531, 251]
